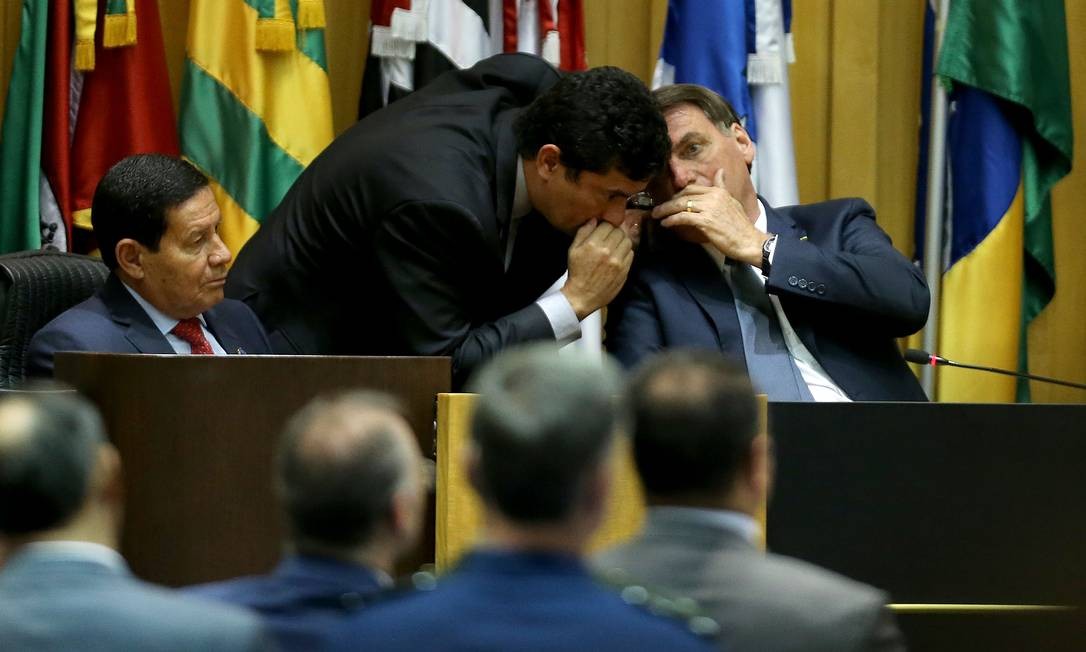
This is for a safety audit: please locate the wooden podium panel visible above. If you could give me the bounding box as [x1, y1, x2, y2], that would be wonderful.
[55, 353, 450, 587]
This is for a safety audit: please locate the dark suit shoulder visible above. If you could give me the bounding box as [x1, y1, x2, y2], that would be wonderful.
[27, 293, 133, 377]
[775, 197, 876, 228]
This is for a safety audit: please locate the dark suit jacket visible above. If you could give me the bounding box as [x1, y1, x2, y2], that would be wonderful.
[26, 273, 272, 377]
[325, 550, 716, 652]
[0, 546, 270, 651]
[594, 510, 906, 652]
[609, 198, 929, 401]
[186, 554, 385, 652]
[226, 53, 569, 387]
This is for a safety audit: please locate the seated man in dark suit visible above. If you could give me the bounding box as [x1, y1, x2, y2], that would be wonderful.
[327, 345, 715, 652]
[594, 351, 906, 652]
[0, 391, 271, 651]
[27, 154, 271, 377]
[226, 54, 672, 388]
[187, 390, 429, 651]
[608, 84, 929, 401]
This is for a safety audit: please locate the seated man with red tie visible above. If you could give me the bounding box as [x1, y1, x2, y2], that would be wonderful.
[28, 154, 271, 377]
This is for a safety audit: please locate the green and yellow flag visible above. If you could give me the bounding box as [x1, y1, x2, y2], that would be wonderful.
[179, 0, 333, 257]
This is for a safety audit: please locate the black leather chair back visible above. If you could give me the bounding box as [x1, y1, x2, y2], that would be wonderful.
[0, 250, 109, 387]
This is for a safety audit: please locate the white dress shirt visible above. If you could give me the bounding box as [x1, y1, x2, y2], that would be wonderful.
[122, 283, 227, 355]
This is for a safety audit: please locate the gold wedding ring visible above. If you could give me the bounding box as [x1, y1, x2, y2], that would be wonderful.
[686, 198, 696, 212]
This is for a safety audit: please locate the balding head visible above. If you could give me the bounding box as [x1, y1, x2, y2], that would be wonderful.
[0, 393, 110, 536]
[277, 391, 423, 557]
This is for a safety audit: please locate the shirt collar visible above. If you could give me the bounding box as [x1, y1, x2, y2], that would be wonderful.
[648, 506, 762, 544]
[511, 157, 532, 220]
[18, 540, 128, 572]
[701, 198, 768, 271]
[121, 281, 206, 336]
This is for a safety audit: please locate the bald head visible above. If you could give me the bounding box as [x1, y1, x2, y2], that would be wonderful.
[0, 393, 108, 536]
[277, 391, 421, 551]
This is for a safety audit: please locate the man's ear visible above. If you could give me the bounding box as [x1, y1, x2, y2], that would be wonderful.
[533, 144, 562, 181]
[388, 487, 415, 536]
[730, 123, 757, 167]
[463, 441, 485, 499]
[94, 443, 125, 509]
[114, 239, 146, 280]
[748, 433, 772, 501]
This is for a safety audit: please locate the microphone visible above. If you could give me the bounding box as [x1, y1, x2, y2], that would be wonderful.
[905, 348, 1086, 391]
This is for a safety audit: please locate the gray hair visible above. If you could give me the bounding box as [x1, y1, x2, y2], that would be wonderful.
[467, 344, 623, 522]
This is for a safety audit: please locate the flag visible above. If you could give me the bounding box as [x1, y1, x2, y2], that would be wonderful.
[359, 0, 586, 118]
[0, 0, 178, 255]
[179, 0, 334, 258]
[917, 0, 1073, 402]
[0, 0, 48, 253]
[653, 0, 798, 207]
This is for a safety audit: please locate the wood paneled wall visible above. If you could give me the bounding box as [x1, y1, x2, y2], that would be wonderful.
[2, 0, 1083, 401]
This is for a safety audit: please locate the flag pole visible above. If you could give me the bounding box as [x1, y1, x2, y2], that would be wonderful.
[920, 0, 952, 399]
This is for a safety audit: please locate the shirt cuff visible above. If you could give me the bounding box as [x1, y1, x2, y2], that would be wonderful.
[537, 292, 582, 344]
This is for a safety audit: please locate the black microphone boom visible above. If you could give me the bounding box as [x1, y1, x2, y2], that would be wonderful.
[905, 348, 1086, 391]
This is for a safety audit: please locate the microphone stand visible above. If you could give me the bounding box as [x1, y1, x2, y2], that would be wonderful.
[906, 350, 1086, 391]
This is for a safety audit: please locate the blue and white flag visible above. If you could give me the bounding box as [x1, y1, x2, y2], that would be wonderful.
[654, 0, 798, 207]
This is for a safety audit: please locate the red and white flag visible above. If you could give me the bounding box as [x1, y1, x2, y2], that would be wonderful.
[359, 0, 585, 118]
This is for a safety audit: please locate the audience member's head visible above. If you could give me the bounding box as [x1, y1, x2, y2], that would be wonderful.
[624, 351, 766, 513]
[0, 392, 122, 546]
[277, 390, 427, 571]
[515, 66, 671, 236]
[92, 153, 231, 320]
[467, 345, 623, 550]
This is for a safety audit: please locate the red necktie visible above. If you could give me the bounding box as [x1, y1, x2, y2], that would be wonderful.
[171, 318, 214, 355]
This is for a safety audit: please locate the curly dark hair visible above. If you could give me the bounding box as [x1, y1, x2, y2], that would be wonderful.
[514, 66, 671, 182]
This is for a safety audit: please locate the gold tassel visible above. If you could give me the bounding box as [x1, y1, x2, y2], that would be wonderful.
[102, 14, 128, 47]
[74, 39, 96, 71]
[256, 18, 296, 51]
[103, 0, 138, 47]
[126, 3, 138, 43]
[73, 0, 98, 70]
[297, 0, 326, 29]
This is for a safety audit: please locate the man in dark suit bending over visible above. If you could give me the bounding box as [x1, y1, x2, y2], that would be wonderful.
[28, 154, 271, 376]
[608, 84, 929, 401]
[226, 53, 671, 387]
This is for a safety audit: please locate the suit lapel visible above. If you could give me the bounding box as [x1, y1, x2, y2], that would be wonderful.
[763, 203, 824, 359]
[764, 200, 805, 243]
[664, 240, 746, 360]
[204, 307, 245, 355]
[100, 275, 174, 354]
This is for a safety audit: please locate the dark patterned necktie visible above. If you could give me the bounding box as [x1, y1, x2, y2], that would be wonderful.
[728, 262, 812, 401]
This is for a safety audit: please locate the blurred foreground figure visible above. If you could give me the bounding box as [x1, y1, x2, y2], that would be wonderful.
[595, 351, 906, 652]
[0, 391, 270, 651]
[327, 345, 716, 652]
[188, 390, 429, 651]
